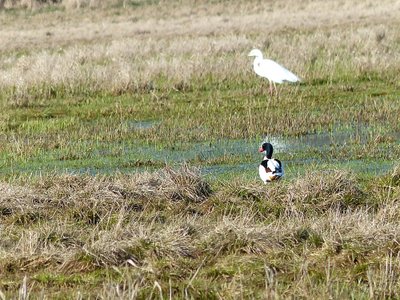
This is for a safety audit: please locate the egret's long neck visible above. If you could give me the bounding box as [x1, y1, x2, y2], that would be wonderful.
[253, 55, 263, 66]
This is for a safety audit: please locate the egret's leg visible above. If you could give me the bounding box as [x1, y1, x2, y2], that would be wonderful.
[269, 81, 273, 95]
[273, 82, 278, 96]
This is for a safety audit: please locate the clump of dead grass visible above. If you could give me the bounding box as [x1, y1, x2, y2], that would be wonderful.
[35, 164, 211, 204]
[158, 165, 212, 202]
[0, 0, 125, 10]
[0, 182, 48, 216]
[389, 164, 400, 187]
[287, 170, 365, 213]
[0, 165, 211, 229]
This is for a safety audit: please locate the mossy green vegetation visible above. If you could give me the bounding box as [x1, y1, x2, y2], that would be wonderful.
[0, 75, 399, 179]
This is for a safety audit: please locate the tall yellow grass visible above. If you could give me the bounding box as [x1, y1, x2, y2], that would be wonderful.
[0, 0, 400, 100]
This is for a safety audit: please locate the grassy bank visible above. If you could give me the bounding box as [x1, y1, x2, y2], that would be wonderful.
[0, 165, 400, 298]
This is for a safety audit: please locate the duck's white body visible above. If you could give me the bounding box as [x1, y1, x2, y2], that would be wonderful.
[258, 142, 284, 183]
[259, 157, 284, 183]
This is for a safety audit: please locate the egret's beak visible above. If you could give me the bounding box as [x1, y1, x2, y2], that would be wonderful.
[258, 147, 264, 153]
[248, 53, 253, 57]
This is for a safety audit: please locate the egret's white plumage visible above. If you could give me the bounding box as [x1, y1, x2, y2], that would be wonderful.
[248, 48, 300, 95]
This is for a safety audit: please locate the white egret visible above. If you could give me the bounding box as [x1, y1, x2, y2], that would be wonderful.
[248, 48, 300, 95]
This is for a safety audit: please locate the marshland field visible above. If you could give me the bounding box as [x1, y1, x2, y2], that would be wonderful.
[0, 0, 400, 298]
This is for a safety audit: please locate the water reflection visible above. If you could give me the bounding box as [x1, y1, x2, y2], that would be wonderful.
[4, 125, 399, 178]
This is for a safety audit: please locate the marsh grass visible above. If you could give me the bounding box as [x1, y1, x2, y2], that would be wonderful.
[1, 0, 400, 298]
[1, 165, 400, 298]
[1, 0, 400, 154]
[1, 0, 400, 102]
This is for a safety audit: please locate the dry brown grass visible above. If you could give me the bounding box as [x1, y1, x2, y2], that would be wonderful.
[1, 0, 400, 101]
[286, 170, 366, 213]
[1, 165, 400, 297]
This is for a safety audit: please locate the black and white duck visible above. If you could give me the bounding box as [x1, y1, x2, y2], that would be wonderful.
[258, 142, 284, 183]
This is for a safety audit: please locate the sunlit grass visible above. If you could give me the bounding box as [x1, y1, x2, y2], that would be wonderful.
[0, 74, 398, 178]
[1, 165, 400, 298]
[0, 0, 400, 298]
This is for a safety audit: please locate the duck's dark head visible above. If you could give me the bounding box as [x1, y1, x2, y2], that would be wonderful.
[259, 142, 273, 159]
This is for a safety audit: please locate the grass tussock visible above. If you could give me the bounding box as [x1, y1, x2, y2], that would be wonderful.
[389, 164, 400, 187]
[0, 0, 126, 10]
[287, 170, 366, 212]
[159, 165, 212, 202]
[1, 165, 400, 298]
[27, 164, 209, 209]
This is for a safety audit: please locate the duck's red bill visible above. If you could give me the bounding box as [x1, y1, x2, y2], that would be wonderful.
[258, 147, 264, 152]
